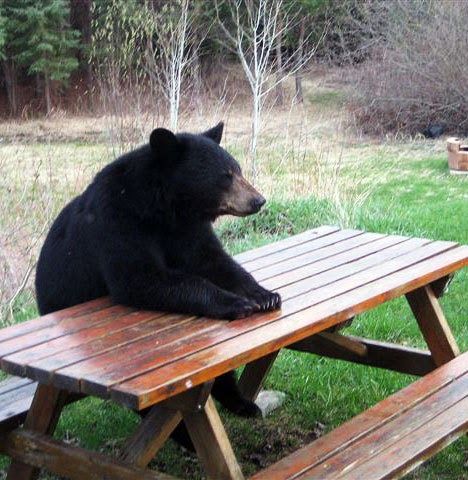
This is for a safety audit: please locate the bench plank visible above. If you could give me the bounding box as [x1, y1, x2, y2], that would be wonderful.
[250, 352, 468, 480]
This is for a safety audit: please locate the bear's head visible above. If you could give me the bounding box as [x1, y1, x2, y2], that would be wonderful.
[150, 122, 266, 221]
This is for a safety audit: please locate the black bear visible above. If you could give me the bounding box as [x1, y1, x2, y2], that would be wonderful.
[36, 122, 281, 426]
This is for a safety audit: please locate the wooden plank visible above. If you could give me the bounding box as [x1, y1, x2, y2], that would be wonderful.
[52, 318, 222, 394]
[253, 232, 392, 282]
[2, 312, 190, 379]
[0, 297, 112, 344]
[250, 352, 468, 480]
[61, 237, 434, 399]
[258, 234, 410, 286]
[238, 352, 279, 401]
[0, 377, 34, 396]
[184, 396, 244, 480]
[406, 285, 460, 366]
[112, 245, 467, 409]
[289, 335, 436, 376]
[298, 373, 468, 479]
[337, 398, 468, 480]
[0, 381, 37, 408]
[0, 429, 177, 480]
[243, 229, 364, 272]
[315, 332, 368, 357]
[0, 304, 135, 358]
[233, 225, 339, 264]
[6, 383, 68, 480]
[0, 397, 31, 434]
[271, 237, 431, 302]
[120, 405, 182, 468]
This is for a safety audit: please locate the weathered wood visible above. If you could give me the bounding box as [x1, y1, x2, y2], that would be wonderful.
[250, 352, 468, 480]
[76, 240, 455, 402]
[315, 332, 367, 357]
[406, 285, 460, 366]
[296, 374, 468, 479]
[289, 335, 436, 376]
[6, 383, 68, 480]
[0, 429, 177, 480]
[239, 352, 279, 401]
[0, 297, 113, 344]
[120, 405, 182, 468]
[430, 274, 453, 297]
[112, 244, 467, 409]
[184, 396, 244, 480]
[233, 225, 338, 264]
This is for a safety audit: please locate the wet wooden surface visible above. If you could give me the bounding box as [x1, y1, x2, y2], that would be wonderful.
[250, 351, 468, 480]
[0, 226, 466, 410]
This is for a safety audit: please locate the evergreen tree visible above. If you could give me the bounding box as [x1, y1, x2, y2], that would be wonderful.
[0, 6, 6, 61]
[9, 0, 80, 114]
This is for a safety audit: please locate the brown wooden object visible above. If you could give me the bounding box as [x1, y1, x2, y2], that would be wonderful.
[447, 137, 468, 173]
[0, 429, 178, 480]
[250, 351, 468, 480]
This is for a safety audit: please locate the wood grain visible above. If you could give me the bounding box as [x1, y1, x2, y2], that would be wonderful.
[112, 244, 467, 409]
[184, 396, 244, 480]
[406, 285, 460, 366]
[250, 352, 468, 480]
[0, 429, 177, 480]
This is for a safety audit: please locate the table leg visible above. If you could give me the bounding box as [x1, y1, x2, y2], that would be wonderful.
[406, 284, 460, 366]
[238, 352, 279, 401]
[184, 395, 244, 480]
[6, 384, 68, 480]
[120, 405, 182, 468]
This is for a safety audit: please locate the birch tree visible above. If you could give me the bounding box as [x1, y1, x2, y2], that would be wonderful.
[146, 0, 205, 131]
[216, 0, 321, 181]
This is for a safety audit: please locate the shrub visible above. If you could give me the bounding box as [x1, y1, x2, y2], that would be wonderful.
[352, 0, 468, 135]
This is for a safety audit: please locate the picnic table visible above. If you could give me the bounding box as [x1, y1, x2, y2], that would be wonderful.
[0, 225, 467, 480]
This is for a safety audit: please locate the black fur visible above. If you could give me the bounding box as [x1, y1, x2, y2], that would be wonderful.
[35, 123, 281, 431]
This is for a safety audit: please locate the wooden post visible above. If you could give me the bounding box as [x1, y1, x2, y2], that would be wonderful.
[406, 285, 460, 366]
[184, 396, 244, 480]
[6, 384, 68, 480]
[238, 352, 279, 401]
[120, 406, 182, 468]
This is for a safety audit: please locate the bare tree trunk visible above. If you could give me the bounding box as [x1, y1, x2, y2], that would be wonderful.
[250, 83, 261, 183]
[44, 74, 52, 115]
[2, 61, 18, 116]
[295, 17, 306, 103]
[275, 17, 284, 106]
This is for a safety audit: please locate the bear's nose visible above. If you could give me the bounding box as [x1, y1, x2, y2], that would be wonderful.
[251, 196, 266, 212]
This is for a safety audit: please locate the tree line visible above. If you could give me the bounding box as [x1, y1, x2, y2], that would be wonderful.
[0, 0, 376, 118]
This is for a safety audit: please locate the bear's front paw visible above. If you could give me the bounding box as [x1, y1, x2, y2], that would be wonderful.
[216, 296, 259, 320]
[250, 287, 282, 312]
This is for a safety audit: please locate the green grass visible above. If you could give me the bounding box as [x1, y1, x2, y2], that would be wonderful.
[1, 145, 467, 479]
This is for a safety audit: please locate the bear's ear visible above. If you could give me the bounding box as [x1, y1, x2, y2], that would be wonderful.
[202, 122, 224, 144]
[149, 128, 180, 164]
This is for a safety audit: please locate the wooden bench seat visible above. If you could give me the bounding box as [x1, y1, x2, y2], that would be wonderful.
[0, 377, 36, 434]
[250, 351, 468, 480]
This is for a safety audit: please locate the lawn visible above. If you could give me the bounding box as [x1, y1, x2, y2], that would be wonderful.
[0, 99, 467, 478]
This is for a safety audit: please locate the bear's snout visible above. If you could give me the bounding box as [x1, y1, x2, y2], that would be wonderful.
[219, 173, 266, 217]
[250, 195, 266, 213]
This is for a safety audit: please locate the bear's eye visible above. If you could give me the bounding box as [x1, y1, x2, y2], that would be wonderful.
[224, 171, 233, 180]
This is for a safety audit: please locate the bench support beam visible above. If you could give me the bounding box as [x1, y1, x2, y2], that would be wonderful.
[239, 352, 279, 401]
[406, 285, 460, 366]
[289, 334, 436, 376]
[0, 429, 176, 480]
[6, 384, 68, 480]
[184, 396, 244, 480]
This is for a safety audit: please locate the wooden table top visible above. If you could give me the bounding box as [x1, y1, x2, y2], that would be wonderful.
[0, 226, 466, 411]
